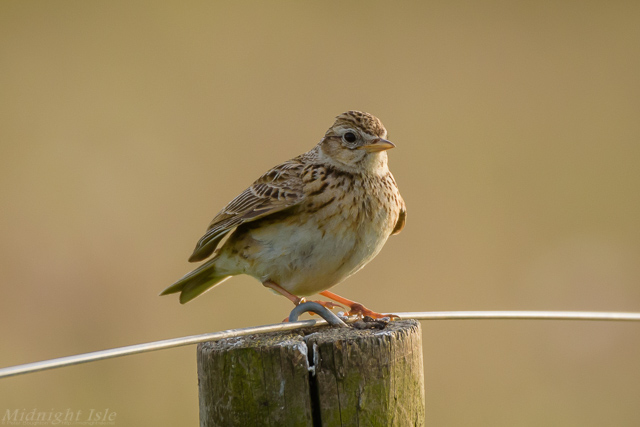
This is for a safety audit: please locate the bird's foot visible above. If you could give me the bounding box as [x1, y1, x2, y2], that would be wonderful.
[346, 303, 399, 320]
[318, 291, 398, 320]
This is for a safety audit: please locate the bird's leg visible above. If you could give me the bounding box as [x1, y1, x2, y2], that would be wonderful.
[319, 291, 398, 319]
[262, 281, 343, 310]
[262, 280, 306, 305]
[306, 300, 345, 311]
[263, 281, 346, 321]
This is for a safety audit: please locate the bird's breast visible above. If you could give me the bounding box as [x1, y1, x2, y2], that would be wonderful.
[228, 167, 402, 296]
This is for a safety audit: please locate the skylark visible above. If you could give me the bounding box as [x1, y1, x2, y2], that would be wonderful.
[161, 111, 406, 318]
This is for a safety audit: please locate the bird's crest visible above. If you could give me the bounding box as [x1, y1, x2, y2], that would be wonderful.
[331, 111, 387, 139]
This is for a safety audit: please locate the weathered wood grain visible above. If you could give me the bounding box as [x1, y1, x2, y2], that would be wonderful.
[308, 320, 424, 426]
[197, 320, 424, 426]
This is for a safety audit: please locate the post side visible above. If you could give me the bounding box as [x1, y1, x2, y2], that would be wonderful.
[197, 320, 424, 426]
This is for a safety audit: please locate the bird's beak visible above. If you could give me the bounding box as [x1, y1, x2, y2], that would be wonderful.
[358, 138, 396, 153]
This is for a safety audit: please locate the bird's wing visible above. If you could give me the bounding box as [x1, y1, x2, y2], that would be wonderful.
[392, 199, 406, 235]
[188, 157, 306, 262]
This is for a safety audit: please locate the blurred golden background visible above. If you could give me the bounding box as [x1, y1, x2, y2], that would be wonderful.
[1, 1, 639, 425]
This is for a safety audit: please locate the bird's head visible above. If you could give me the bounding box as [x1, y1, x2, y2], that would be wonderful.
[319, 111, 395, 171]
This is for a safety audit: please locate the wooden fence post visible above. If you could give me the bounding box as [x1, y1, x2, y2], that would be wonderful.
[197, 319, 425, 426]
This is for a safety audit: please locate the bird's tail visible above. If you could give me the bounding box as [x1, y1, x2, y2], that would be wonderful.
[160, 257, 232, 304]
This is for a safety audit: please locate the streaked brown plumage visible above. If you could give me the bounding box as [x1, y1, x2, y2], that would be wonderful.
[161, 111, 406, 318]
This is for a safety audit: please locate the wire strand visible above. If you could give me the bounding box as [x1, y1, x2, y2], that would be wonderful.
[1, 310, 639, 380]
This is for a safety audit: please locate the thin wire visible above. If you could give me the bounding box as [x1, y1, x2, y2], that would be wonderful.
[400, 310, 640, 321]
[1, 310, 639, 380]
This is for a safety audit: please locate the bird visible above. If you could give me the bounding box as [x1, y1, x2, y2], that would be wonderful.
[160, 110, 406, 319]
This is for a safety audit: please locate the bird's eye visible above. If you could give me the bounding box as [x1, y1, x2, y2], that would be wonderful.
[343, 132, 357, 143]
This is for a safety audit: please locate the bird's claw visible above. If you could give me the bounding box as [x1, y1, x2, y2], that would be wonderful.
[346, 303, 399, 320]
